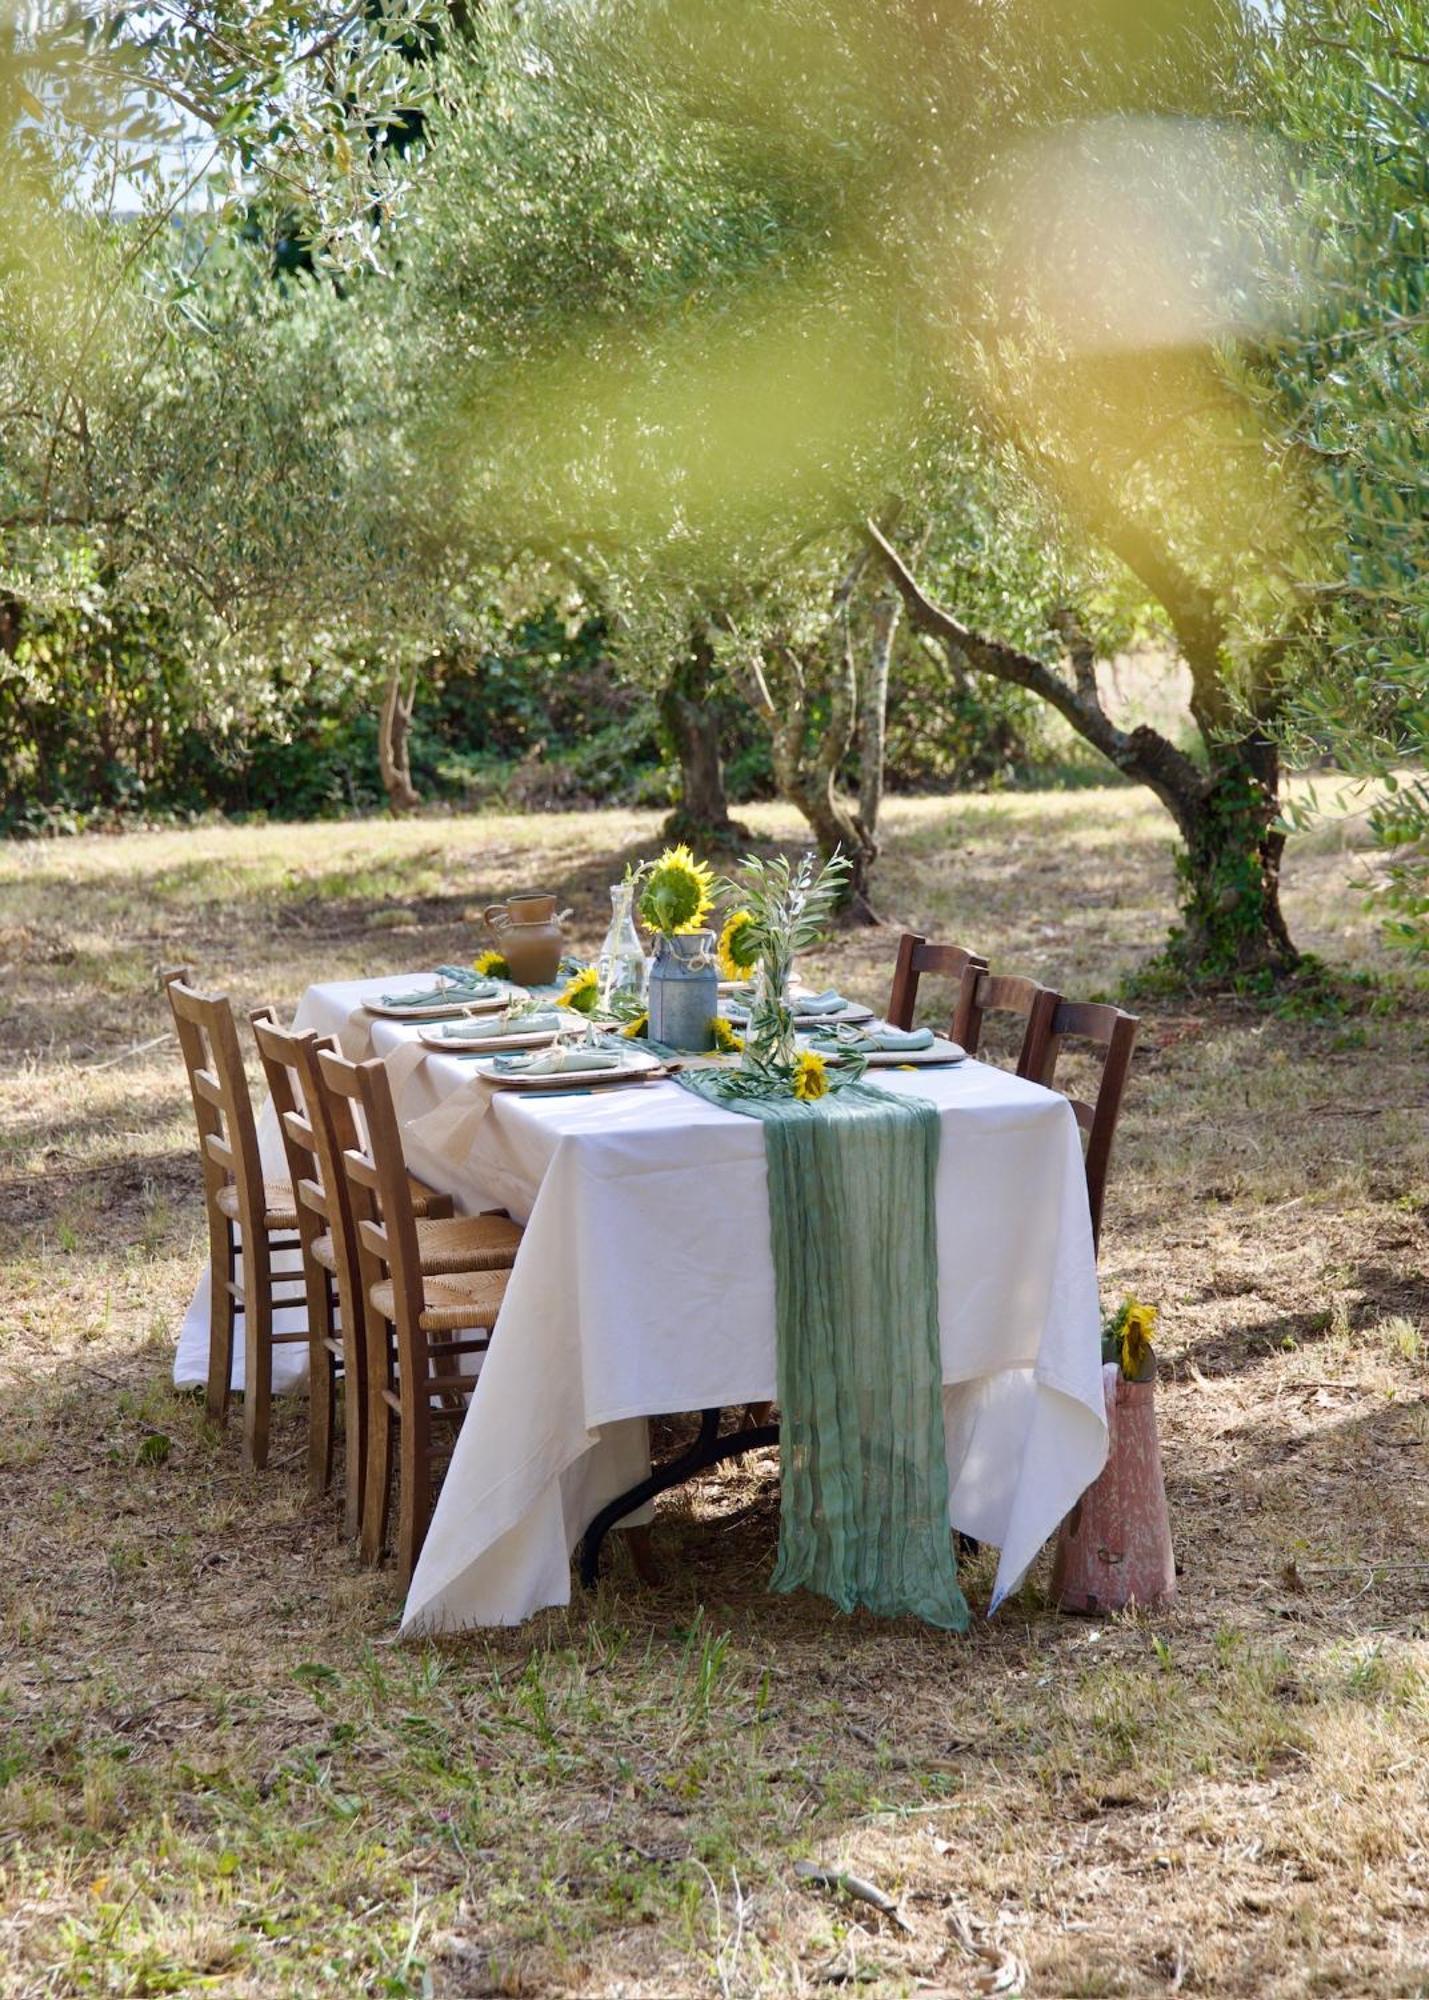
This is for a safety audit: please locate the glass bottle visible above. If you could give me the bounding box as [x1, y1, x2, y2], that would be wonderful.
[741, 946, 796, 1073]
[596, 882, 648, 1012]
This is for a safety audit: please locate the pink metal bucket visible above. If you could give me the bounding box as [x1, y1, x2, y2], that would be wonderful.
[1052, 1362, 1175, 1614]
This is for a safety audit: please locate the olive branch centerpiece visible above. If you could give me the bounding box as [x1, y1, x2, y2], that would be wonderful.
[713, 849, 862, 1100]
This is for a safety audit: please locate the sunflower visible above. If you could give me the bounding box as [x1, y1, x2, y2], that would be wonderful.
[711, 1015, 744, 1054]
[473, 948, 510, 980]
[621, 1011, 650, 1040]
[792, 1049, 829, 1101]
[559, 966, 600, 1015]
[1120, 1300, 1158, 1381]
[717, 908, 759, 981]
[639, 843, 715, 935]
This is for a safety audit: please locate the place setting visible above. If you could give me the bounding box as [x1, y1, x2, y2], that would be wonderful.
[363, 964, 529, 1021]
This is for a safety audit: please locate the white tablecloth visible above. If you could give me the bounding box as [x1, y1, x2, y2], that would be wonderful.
[175, 973, 1108, 1630]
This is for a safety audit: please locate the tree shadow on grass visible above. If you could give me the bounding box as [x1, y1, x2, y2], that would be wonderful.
[1170, 1264, 1428, 1386]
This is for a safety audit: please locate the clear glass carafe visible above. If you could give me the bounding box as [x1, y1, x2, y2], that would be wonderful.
[596, 882, 648, 1011]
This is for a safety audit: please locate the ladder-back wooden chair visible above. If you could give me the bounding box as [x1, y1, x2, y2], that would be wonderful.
[885, 932, 989, 1034]
[952, 965, 1062, 1078]
[319, 1048, 513, 1582]
[259, 1016, 523, 1541]
[1026, 999, 1140, 1254]
[163, 969, 305, 1469]
[250, 1012, 346, 1504]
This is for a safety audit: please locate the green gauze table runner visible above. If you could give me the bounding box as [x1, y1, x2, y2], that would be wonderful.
[677, 1073, 969, 1630]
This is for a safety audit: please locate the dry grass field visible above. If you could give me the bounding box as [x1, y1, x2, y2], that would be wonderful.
[1, 786, 1426, 1999]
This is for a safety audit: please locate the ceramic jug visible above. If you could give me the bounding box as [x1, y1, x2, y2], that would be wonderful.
[1051, 1362, 1176, 1615]
[483, 892, 568, 986]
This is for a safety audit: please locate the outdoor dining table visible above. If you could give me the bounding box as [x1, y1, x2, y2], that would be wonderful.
[174, 970, 1109, 1634]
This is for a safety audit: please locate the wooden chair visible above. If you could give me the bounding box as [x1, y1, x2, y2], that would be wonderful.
[885, 932, 988, 1034]
[1026, 999, 1140, 1253]
[951, 965, 1062, 1077]
[319, 1048, 513, 1583]
[163, 969, 307, 1469]
[257, 1014, 524, 1541]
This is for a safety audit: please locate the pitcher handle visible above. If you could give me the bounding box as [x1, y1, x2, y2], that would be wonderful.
[483, 903, 511, 933]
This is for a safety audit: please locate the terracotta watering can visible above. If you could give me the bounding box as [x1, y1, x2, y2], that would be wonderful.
[482, 892, 570, 986]
[1051, 1362, 1176, 1615]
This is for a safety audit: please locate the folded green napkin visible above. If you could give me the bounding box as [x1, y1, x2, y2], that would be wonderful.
[790, 990, 849, 1016]
[439, 1009, 560, 1041]
[813, 1024, 935, 1054]
[491, 1045, 626, 1076]
[380, 975, 502, 1008]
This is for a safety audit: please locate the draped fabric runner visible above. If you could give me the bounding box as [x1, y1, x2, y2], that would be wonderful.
[677, 1073, 970, 1630]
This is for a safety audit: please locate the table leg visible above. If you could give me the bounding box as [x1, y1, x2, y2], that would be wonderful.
[578, 1408, 780, 1588]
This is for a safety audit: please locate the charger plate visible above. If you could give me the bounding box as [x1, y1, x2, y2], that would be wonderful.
[725, 998, 876, 1028]
[418, 1020, 560, 1053]
[365, 983, 528, 1021]
[813, 1033, 966, 1067]
[470, 1049, 669, 1091]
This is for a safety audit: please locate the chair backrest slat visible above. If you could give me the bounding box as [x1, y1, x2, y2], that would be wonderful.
[163, 971, 264, 1230]
[885, 932, 988, 1035]
[252, 1010, 331, 1256]
[952, 966, 1061, 1078]
[1029, 997, 1140, 1252]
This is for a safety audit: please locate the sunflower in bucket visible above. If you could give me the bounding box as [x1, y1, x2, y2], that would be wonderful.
[1102, 1297, 1158, 1381]
[637, 844, 715, 937]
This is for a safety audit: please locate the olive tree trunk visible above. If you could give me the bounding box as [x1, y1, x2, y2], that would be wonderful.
[659, 630, 743, 848]
[869, 523, 1298, 982]
[378, 668, 421, 815]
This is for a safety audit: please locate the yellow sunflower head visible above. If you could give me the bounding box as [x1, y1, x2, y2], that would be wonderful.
[473, 948, 510, 980]
[559, 966, 600, 1014]
[710, 1015, 744, 1054]
[621, 1011, 649, 1040]
[717, 908, 760, 981]
[1120, 1299, 1158, 1380]
[792, 1050, 829, 1101]
[639, 844, 715, 936]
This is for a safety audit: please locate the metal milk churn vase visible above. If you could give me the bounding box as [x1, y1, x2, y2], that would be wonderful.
[1052, 1362, 1176, 1614]
[647, 930, 717, 1052]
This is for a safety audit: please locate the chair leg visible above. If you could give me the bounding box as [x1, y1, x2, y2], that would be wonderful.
[243, 1235, 273, 1472]
[361, 1316, 394, 1566]
[395, 1417, 431, 1592]
[206, 1219, 236, 1426]
[305, 1261, 336, 1499]
[341, 1300, 367, 1543]
[623, 1525, 661, 1586]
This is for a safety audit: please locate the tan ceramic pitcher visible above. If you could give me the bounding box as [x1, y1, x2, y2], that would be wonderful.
[483, 892, 568, 986]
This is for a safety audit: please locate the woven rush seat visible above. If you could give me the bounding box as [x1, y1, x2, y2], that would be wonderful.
[370, 1266, 510, 1334]
[406, 1174, 453, 1220]
[308, 1202, 508, 1282]
[215, 1177, 297, 1230]
[412, 1213, 523, 1275]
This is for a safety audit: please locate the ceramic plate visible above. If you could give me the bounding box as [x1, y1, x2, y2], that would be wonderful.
[470, 1048, 667, 1090]
[364, 984, 528, 1021]
[813, 1034, 966, 1067]
[418, 1021, 559, 1053]
[726, 999, 876, 1029]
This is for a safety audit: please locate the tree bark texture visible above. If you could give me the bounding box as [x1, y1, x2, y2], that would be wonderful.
[724, 606, 880, 925]
[659, 632, 741, 848]
[856, 589, 900, 846]
[378, 668, 421, 815]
